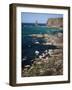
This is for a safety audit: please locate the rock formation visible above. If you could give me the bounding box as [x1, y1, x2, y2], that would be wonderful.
[47, 18, 63, 29]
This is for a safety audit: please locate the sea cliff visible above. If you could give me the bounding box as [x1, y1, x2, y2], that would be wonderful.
[47, 18, 63, 29]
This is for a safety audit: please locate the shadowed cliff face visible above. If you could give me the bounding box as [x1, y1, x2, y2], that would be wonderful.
[47, 18, 63, 28]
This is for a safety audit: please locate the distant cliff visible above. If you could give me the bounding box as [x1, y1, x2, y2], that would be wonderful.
[47, 18, 63, 29]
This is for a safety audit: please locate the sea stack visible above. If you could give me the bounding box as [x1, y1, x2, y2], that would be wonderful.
[35, 20, 38, 26]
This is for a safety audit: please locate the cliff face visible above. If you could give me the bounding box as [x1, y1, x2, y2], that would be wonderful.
[47, 18, 63, 28]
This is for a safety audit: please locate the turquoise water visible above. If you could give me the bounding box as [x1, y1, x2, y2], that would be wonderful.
[22, 25, 63, 35]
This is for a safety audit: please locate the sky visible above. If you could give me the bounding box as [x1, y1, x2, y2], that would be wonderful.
[21, 12, 63, 23]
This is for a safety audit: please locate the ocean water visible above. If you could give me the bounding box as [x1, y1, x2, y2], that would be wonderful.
[22, 24, 63, 35]
[22, 24, 63, 67]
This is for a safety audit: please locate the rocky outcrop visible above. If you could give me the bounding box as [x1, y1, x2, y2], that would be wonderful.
[47, 18, 63, 29]
[22, 48, 63, 77]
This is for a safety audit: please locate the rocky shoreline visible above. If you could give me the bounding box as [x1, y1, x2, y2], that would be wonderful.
[29, 33, 63, 47]
[22, 33, 63, 77]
